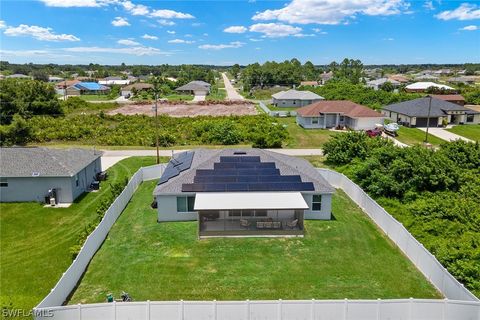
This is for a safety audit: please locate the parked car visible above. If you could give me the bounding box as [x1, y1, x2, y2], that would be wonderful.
[365, 128, 382, 137]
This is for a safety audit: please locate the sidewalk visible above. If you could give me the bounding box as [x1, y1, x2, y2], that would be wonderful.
[418, 127, 473, 143]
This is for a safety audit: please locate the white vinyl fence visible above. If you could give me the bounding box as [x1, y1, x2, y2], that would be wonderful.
[317, 169, 478, 303]
[259, 101, 297, 117]
[33, 166, 480, 320]
[35, 164, 165, 309]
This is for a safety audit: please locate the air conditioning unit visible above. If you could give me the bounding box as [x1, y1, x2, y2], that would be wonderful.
[50, 197, 56, 206]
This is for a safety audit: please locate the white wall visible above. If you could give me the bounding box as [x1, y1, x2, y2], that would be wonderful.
[303, 193, 332, 219]
[354, 117, 384, 130]
[0, 176, 74, 203]
[156, 194, 197, 222]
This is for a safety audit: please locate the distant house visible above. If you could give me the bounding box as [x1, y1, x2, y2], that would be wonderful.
[55, 79, 80, 90]
[414, 74, 439, 81]
[272, 89, 324, 107]
[121, 83, 154, 97]
[300, 81, 321, 87]
[48, 76, 64, 83]
[405, 82, 454, 93]
[296, 100, 384, 130]
[388, 74, 410, 84]
[6, 74, 30, 79]
[319, 71, 333, 84]
[431, 94, 466, 106]
[366, 78, 401, 90]
[98, 77, 131, 86]
[176, 81, 211, 96]
[66, 82, 110, 96]
[0, 148, 102, 204]
[153, 149, 335, 238]
[447, 76, 477, 85]
[381, 97, 480, 127]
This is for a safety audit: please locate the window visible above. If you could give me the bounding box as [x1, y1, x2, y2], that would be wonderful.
[255, 209, 267, 217]
[312, 195, 322, 211]
[0, 178, 8, 187]
[177, 196, 195, 212]
[75, 174, 79, 187]
[466, 115, 474, 123]
[312, 118, 319, 124]
[229, 210, 242, 217]
[339, 116, 345, 122]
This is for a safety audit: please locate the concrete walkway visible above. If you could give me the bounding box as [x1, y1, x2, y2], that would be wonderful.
[417, 127, 473, 143]
[381, 133, 409, 148]
[221, 73, 245, 101]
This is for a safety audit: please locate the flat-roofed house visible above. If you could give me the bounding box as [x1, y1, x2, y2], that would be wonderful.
[296, 100, 384, 130]
[381, 97, 479, 127]
[0, 148, 102, 204]
[153, 149, 335, 238]
[272, 89, 324, 107]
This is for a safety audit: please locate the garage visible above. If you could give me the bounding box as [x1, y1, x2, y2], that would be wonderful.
[415, 117, 438, 127]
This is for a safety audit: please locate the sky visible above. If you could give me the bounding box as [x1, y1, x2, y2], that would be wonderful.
[0, 0, 479, 65]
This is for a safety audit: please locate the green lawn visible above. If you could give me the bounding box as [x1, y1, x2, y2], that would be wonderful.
[0, 157, 160, 314]
[69, 180, 439, 303]
[206, 86, 227, 101]
[446, 125, 480, 141]
[165, 94, 194, 102]
[278, 117, 338, 148]
[395, 126, 446, 146]
[79, 94, 115, 101]
[267, 104, 299, 112]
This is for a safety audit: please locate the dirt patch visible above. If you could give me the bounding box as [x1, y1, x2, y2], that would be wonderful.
[107, 101, 258, 117]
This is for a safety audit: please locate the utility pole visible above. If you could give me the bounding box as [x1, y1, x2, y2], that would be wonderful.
[424, 95, 432, 144]
[154, 90, 160, 164]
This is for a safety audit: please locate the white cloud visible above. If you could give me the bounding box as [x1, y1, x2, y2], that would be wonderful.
[158, 19, 175, 26]
[249, 38, 263, 42]
[436, 3, 480, 21]
[4, 24, 80, 41]
[0, 21, 5, 29]
[224, 26, 247, 33]
[117, 39, 140, 46]
[150, 9, 194, 19]
[199, 41, 245, 50]
[0, 49, 74, 59]
[112, 17, 130, 27]
[64, 46, 169, 56]
[252, 0, 409, 25]
[39, 0, 111, 7]
[249, 23, 302, 38]
[460, 25, 478, 31]
[383, 37, 395, 40]
[142, 34, 158, 40]
[167, 30, 176, 34]
[122, 1, 149, 15]
[423, 1, 434, 10]
[168, 39, 194, 44]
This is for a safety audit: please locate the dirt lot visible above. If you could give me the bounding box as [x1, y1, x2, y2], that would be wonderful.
[107, 102, 258, 117]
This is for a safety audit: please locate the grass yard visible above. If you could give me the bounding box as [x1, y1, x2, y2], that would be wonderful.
[0, 157, 160, 314]
[446, 125, 480, 141]
[278, 117, 338, 148]
[69, 180, 440, 303]
[206, 86, 227, 101]
[165, 94, 194, 102]
[268, 104, 299, 112]
[79, 94, 115, 101]
[395, 126, 445, 146]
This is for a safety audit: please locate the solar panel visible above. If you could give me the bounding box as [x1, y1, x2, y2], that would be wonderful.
[158, 151, 194, 185]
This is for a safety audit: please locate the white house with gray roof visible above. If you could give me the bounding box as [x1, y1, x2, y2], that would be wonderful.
[153, 149, 334, 238]
[0, 148, 102, 204]
[272, 89, 324, 108]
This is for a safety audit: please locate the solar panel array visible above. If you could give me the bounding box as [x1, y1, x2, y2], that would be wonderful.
[158, 151, 195, 185]
[182, 155, 314, 192]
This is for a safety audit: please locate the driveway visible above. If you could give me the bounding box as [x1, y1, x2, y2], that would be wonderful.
[192, 94, 206, 102]
[221, 73, 245, 101]
[418, 127, 473, 143]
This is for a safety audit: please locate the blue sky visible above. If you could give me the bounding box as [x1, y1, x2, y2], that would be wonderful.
[0, 0, 479, 65]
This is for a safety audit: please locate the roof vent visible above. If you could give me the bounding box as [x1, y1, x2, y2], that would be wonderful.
[32, 172, 40, 177]
[233, 151, 247, 155]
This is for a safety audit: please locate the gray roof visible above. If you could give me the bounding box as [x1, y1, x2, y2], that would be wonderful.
[382, 97, 471, 117]
[153, 148, 334, 195]
[0, 147, 102, 178]
[272, 89, 324, 100]
[366, 78, 400, 86]
[6, 74, 30, 78]
[176, 81, 211, 91]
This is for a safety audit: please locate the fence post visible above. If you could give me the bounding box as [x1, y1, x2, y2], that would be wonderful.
[408, 298, 413, 320]
[113, 301, 116, 320]
[442, 298, 448, 320]
[376, 298, 381, 320]
[343, 299, 348, 320]
[146, 300, 150, 320]
[77, 303, 82, 320]
[213, 300, 217, 320]
[278, 299, 282, 320]
[179, 300, 184, 320]
[310, 299, 315, 320]
[246, 299, 250, 320]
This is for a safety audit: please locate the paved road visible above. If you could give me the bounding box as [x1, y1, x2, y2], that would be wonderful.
[221, 73, 245, 101]
[418, 127, 473, 143]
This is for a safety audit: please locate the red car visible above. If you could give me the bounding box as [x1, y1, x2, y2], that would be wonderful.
[365, 128, 382, 137]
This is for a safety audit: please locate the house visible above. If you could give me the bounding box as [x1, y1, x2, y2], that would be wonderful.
[414, 74, 439, 81]
[319, 71, 333, 84]
[176, 81, 211, 96]
[6, 74, 30, 79]
[98, 77, 131, 86]
[48, 76, 64, 83]
[381, 97, 480, 127]
[366, 78, 401, 90]
[405, 82, 454, 93]
[0, 147, 102, 204]
[153, 149, 334, 238]
[66, 82, 110, 96]
[431, 94, 466, 106]
[447, 76, 478, 85]
[121, 83, 153, 97]
[388, 74, 410, 84]
[300, 81, 321, 87]
[434, 69, 452, 76]
[272, 89, 324, 107]
[55, 80, 80, 95]
[296, 100, 384, 130]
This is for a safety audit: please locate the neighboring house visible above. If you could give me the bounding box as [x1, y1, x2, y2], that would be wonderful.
[300, 81, 321, 87]
[272, 89, 324, 107]
[366, 78, 401, 90]
[55, 80, 80, 95]
[176, 81, 211, 96]
[98, 77, 131, 86]
[319, 71, 333, 84]
[405, 82, 454, 93]
[6, 74, 30, 79]
[447, 76, 478, 85]
[434, 69, 452, 76]
[431, 94, 466, 106]
[153, 149, 335, 238]
[414, 74, 439, 81]
[381, 97, 480, 127]
[0, 147, 102, 204]
[296, 100, 384, 130]
[388, 74, 410, 84]
[121, 83, 154, 97]
[66, 82, 110, 96]
[48, 76, 64, 83]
